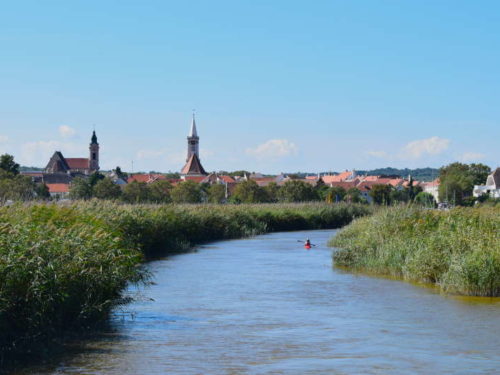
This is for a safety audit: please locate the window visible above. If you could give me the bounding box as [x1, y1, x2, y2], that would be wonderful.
[92, 153, 96, 160]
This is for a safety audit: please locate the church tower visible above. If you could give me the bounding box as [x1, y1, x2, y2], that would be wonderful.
[89, 131, 100, 172]
[186, 113, 199, 162]
[180, 114, 207, 176]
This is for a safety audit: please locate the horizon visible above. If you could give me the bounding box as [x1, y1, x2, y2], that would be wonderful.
[1, 1, 499, 173]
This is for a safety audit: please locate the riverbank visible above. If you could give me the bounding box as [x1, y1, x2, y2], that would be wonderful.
[329, 206, 500, 296]
[0, 202, 370, 363]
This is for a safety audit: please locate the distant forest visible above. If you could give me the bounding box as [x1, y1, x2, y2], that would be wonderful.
[355, 167, 439, 181]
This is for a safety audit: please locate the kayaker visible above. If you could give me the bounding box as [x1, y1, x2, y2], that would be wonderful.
[305, 239, 311, 247]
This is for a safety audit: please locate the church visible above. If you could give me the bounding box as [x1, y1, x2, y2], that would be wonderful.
[180, 114, 207, 177]
[45, 131, 100, 176]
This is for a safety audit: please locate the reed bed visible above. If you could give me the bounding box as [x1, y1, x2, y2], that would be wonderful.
[329, 206, 500, 296]
[0, 201, 370, 361]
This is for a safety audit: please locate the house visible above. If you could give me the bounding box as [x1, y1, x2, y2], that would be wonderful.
[473, 168, 500, 198]
[46, 183, 70, 199]
[422, 178, 440, 202]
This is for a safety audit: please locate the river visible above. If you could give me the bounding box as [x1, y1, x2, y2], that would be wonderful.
[14, 230, 500, 374]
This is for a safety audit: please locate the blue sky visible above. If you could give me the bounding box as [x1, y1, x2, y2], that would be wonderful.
[0, 0, 498, 173]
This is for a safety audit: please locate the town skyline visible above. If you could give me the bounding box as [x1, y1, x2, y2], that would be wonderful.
[1, 1, 499, 173]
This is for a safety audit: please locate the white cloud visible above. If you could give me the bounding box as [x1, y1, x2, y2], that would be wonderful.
[460, 152, 485, 162]
[20, 140, 85, 166]
[246, 139, 298, 160]
[366, 150, 388, 158]
[402, 136, 450, 159]
[58, 125, 77, 139]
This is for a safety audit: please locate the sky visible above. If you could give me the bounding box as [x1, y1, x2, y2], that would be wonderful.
[0, 0, 499, 174]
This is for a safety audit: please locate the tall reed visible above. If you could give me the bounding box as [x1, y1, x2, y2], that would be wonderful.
[329, 206, 500, 296]
[0, 201, 370, 361]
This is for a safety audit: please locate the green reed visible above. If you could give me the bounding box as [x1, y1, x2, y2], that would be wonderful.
[329, 206, 500, 296]
[0, 201, 370, 361]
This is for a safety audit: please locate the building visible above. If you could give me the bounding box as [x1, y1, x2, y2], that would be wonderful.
[473, 168, 500, 199]
[45, 131, 100, 175]
[180, 114, 208, 177]
[422, 178, 440, 202]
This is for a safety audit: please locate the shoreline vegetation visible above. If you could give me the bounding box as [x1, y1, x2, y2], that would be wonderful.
[0, 201, 370, 363]
[329, 206, 500, 297]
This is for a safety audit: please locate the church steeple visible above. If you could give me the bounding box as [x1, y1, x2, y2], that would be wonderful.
[186, 113, 200, 162]
[181, 113, 207, 176]
[89, 130, 100, 172]
[189, 113, 198, 138]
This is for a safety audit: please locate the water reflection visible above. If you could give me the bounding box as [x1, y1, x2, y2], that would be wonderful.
[12, 230, 500, 375]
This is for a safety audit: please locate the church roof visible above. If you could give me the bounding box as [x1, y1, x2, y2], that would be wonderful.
[181, 153, 207, 176]
[66, 158, 89, 169]
[91, 130, 98, 144]
[189, 114, 198, 138]
[45, 151, 71, 173]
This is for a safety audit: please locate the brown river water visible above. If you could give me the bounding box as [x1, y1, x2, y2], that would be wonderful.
[13, 230, 500, 374]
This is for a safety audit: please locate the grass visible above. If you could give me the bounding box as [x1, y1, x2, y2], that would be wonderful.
[329, 206, 500, 297]
[0, 201, 371, 362]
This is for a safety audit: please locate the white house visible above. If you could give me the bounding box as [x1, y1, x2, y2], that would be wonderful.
[423, 178, 440, 203]
[473, 168, 500, 199]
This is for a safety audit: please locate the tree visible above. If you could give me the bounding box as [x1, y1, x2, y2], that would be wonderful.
[88, 172, 105, 187]
[171, 180, 202, 203]
[369, 184, 393, 205]
[0, 154, 20, 175]
[231, 180, 267, 203]
[438, 162, 483, 205]
[69, 178, 93, 200]
[414, 191, 436, 207]
[34, 183, 51, 200]
[315, 180, 330, 201]
[278, 180, 317, 202]
[207, 184, 226, 203]
[148, 180, 173, 203]
[0, 175, 35, 201]
[390, 188, 409, 203]
[263, 182, 280, 203]
[94, 177, 122, 200]
[122, 181, 150, 203]
[469, 163, 491, 185]
[114, 166, 128, 180]
[344, 187, 364, 203]
[326, 186, 346, 203]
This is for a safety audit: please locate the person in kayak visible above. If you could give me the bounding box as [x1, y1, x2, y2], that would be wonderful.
[305, 238, 311, 247]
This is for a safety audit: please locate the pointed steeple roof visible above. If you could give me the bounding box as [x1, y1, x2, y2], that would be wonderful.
[91, 130, 98, 144]
[181, 153, 207, 176]
[189, 114, 198, 138]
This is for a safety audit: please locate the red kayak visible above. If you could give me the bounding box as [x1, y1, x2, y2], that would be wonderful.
[304, 244, 311, 250]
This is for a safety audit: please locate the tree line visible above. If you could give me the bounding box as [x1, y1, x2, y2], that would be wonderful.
[0, 153, 496, 206]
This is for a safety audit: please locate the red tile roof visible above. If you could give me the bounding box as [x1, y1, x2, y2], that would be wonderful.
[322, 175, 344, 183]
[65, 158, 89, 169]
[47, 183, 70, 193]
[219, 175, 236, 183]
[363, 175, 380, 182]
[128, 174, 167, 184]
[327, 181, 358, 190]
[183, 176, 206, 183]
